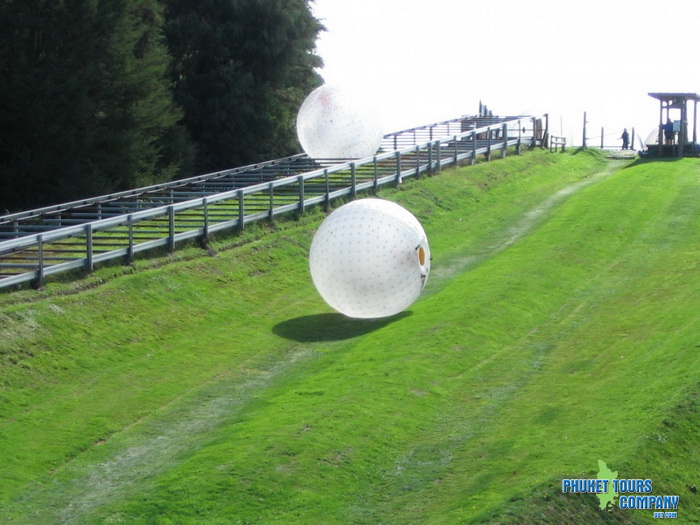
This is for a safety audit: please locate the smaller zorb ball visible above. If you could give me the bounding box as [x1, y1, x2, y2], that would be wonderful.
[309, 198, 430, 319]
[296, 84, 383, 160]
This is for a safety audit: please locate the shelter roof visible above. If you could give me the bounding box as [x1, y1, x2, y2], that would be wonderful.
[648, 92, 700, 102]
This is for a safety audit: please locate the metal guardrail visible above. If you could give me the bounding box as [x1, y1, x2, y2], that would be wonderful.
[0, 114, 509, 233]
[0, 153, 314, 228]
[0, 115, 542, 290]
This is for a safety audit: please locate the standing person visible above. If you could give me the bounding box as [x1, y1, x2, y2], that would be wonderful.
[620, 128, 630, 150]
[664, 118, 675, 145]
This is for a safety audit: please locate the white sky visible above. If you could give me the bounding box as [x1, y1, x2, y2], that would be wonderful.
[311, 0, 700, 147]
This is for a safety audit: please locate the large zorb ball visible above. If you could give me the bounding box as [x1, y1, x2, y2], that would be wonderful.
[296, 84, 383, 160]
[309, 198, 430, 319]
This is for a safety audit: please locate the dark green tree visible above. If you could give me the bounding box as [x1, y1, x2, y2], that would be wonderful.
[164, 0, 324, 174]
[0, 0, 187, 212]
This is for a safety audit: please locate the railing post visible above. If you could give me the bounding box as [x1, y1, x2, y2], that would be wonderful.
[351, 163, 357, 198]
[33, 234, 45, 289]
[202, 197, 209, 240]
[517, 119, 522, 155]
[298, 175, 305, 215]
[373, 157, 379, 191]
[436, 141, 442, 172]
[471, 132, 477, 165]
[324, 169, 330, 210]
[238, 189, 245, 230]
[427, 142, 433, 175]
[268, 182, 274, 221]
[502, 123, 508, 159]
[453, 135, 459, 165]
[486, 126, 492, 161]
[86, 223, 94, 272]
[601, 127, 604, 150]
[127, 214, 134, 264]
[168, 205, 175, 252]
[415, 145, 421, 176]
[395, 151, 402, 185]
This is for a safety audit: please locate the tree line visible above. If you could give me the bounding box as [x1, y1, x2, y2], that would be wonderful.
[0, 0, 323, 213]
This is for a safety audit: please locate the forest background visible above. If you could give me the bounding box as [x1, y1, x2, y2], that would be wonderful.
[0, 0, 323, 213]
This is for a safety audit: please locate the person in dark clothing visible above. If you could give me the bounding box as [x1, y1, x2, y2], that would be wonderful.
[620, 128, 629, 150]
[663, 118, 675, 145]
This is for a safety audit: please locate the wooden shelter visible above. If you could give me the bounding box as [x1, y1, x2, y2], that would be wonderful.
[647, 92, 700, 157]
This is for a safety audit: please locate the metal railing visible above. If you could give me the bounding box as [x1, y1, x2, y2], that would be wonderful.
[0, 115, 542, 291]
[550, 136, 567, 152]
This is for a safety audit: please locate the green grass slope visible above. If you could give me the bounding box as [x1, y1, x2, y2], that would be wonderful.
[1, 150, 698, 524]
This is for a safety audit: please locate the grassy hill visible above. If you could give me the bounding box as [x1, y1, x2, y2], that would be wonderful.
[1, 149, 698, 524]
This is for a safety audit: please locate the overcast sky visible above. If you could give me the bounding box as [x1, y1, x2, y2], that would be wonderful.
[311, 0, 700, 147]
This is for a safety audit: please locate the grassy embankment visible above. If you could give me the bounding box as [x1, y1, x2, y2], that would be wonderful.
[1, 149, 698, 523]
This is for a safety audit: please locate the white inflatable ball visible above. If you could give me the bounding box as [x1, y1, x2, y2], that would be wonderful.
[309, 198, 430, 319]
[296, 84, 383, 160]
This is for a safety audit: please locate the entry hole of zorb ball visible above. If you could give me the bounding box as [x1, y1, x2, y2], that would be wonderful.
[309, 198, 431, 319]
